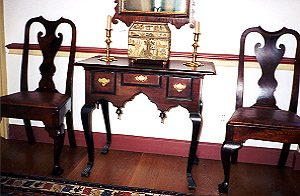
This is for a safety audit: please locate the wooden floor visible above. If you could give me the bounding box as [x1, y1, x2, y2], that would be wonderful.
[1, 138, 300, 196]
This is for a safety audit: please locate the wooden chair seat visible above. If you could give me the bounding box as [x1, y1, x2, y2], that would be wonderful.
[218, 26, 300, 194]
[1, 92, 70, 126]
[229, 107, 300, 130]
[228, 107, 300, 144]
[1, 91, 70, 109]
[1, 16, 77, 176]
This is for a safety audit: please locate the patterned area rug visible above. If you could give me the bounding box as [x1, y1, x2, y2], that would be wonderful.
[1, 172, 207, 196]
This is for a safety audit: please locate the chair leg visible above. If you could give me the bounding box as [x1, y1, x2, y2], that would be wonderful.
[51, 132, 65, 176]
[277, 143, 291, 169]
[231, 149, 239, 164]
[218, 141, 242, 194]
[23, 119, 36, 145]
[46, 125, 65, 176]
[65, 111, 77, 148]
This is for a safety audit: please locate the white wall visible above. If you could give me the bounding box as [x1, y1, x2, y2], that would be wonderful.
[4, 0, 300, 150]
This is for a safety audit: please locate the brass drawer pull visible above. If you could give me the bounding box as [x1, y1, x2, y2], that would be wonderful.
[98, 78, 110, 86]
[173, 83, 186, 92]
[135, 75, 148, 82]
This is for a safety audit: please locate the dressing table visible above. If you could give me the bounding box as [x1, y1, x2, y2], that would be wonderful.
[76, 56, 216, 189]
[77, 0, 216, 190]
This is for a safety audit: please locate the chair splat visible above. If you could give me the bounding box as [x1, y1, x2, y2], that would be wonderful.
[36, 20, 63, 92]
[254, 32, 286, 108]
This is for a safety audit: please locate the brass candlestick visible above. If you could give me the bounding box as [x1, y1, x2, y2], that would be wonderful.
[184, 32, 204, 67]
[99, 29, 116, 62]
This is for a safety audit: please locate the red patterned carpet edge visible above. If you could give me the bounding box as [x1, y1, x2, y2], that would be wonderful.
[1, 172, 208, 196]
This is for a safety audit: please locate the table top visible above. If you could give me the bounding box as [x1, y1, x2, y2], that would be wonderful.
[75, 56, 216, 77]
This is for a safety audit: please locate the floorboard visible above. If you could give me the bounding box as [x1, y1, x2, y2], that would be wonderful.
[1, 138, 300, 196]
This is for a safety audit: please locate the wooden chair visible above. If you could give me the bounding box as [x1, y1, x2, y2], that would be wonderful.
[0, 16, 77, 176]
[218, 26, 300, 193]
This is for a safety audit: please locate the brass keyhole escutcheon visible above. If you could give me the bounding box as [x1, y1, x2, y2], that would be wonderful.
[98, 78, 110, 86]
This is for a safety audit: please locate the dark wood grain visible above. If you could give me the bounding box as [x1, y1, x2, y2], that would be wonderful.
[77, 55, 215, 189]
[77, 56, 215, 113]
[219, 26, 300, 194]
[1, 138, 300, 196]
[0, 16, 77, 176]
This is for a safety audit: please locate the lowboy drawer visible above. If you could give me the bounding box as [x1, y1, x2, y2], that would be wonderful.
[92, 71, 116, 94]
[121, 73, 161, 87]
[167, 77, 192, 100]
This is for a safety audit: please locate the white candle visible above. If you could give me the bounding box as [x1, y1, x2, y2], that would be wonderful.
[106, 15, 112, 29]
[195, 21, 200, 33]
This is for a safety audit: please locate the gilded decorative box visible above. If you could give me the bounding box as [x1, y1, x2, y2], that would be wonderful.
[128, 22, 171, 65]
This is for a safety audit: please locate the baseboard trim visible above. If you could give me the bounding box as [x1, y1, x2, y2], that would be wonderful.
[8, 124, 299, 170]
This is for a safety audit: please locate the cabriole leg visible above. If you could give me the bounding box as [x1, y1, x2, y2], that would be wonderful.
[100, 100, 112, 154]
[81, 103, 96, 177]
[218, 141, 242, 194]
[187, 113, 202, 190]
[231, 149, 239, 164]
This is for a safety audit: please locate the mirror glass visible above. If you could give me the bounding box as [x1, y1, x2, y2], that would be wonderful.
[121, 0, 188, 14]
[114, 0, 190, 29]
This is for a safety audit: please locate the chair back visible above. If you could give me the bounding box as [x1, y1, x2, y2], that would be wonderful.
[236, 26, 300, 113]
[20, 16, 76, 96]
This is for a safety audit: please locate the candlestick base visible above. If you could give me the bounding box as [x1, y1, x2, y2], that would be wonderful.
[184, 61, 204, 67]
[98, 56, 117, 62]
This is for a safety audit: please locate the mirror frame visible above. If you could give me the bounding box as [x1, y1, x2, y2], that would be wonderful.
[112, 0, 190, 29]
